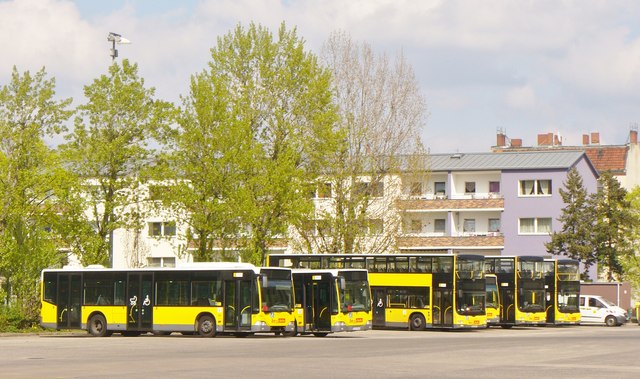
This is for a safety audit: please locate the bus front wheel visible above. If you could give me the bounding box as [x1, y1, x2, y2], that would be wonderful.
[409, 314, 426, 331]
[88, 314, 109, 337]
[197, 315, 216, 337]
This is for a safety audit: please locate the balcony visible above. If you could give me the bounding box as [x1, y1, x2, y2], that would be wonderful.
[397, 233, 504, 248]
[396, 194, 504, 211]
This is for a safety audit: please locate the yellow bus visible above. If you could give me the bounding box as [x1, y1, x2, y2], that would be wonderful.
[484, 256, 546, 327]
[40, 263, 296, 337]
[485, 274, 500, 326]
[291, 269, 371, 337]
[543, 258, 580, 325]
[268, 254, 486, 330]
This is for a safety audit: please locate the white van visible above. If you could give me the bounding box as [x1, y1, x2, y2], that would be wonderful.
[579, 295, 628, 326]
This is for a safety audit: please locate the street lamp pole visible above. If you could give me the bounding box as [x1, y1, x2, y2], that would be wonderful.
[107, 32, 131, 60]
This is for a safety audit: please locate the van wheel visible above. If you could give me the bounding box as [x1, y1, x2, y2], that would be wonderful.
[88, 314, 109, 337]
[605, 315, 617, 327]
[409, 314, 426, 331]
[197, 315, 216, 337]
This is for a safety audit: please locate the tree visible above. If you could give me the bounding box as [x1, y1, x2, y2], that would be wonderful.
[164, 22, 341, 265]
[591, 171, 635, 281]
[60, 59, 174, 266]
[622, 186, 640, 291]
[0, 67, 73, 318]
[546, 168, 595, 273]
[292, 31, 428, 255]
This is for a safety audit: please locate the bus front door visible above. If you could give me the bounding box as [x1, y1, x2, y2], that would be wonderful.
[433, 288, 453, 327]
[224, 279, 253, 332]
[309, 280, 331, 331]
[57, 273, 82, 329]
[126, 273, 153, 332]
[372, 288, 386, 328]
[500, 287, 515, 324]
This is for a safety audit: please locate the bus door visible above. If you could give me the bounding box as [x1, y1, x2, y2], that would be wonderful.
[223, 276, 253, 331]
[372, 288, 386, 327]
[500, 286, 515, 324]
[545, 285, 556, 323]
[306, 275, 332, 331]
[56, 273, 82, 329]
[433, 286, 453, 326]
[126, 273, 153, 331]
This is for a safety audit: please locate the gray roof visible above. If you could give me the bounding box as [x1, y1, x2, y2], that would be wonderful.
[427, 150, 586, 171]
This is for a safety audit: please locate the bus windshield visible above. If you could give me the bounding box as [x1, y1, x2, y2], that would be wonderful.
[485, 277, 499, 309]
[261, 270, 293, 312]
[456, 257, 484, 280]
[340, 273, 371, 313]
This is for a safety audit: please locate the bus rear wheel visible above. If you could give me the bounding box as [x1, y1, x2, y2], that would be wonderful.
[197, 315, 216, 337]
[88, 314, 109, 337]
[409, 314, 426, 331]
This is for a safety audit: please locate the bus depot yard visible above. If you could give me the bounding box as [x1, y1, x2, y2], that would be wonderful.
[1, 326, 639, 378]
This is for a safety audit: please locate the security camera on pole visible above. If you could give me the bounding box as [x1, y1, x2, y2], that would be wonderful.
[107, 32, 131, 60]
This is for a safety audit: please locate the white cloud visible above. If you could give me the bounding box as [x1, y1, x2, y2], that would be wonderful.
[2, 0, 640, 153]
[505, 85, 536, 109]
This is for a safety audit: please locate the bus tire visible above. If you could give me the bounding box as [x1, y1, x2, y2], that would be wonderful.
[197, 315, 216, 337]
[605, 315, 617, 327]
[88, 314, 109, 337]
[409, 314, 426, 331]
[283, 324, 298, 337]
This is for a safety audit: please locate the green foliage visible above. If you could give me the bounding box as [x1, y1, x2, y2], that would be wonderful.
[622, 186, 640, 290]
[59, 59, 175, 266]
[0, 66, 73, 316]
[548, 169, 637, 281]
[164, 22, 340, 265]
[591, 172, 635, 281]
[546, 168, 595, 269]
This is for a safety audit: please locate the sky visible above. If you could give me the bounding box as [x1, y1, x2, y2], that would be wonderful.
[2, 0, 640, 153]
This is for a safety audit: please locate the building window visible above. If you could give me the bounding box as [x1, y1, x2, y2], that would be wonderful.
[317, 182, 332, 198]
[148, 257, 176, 268]
[409, 182, 422, 197]
[434, 182, 446, 196]
[519, 179, 552, 196]
[463, 219, 476, 233]
[488, 218, 501, 233]
[368, 219, 384, 235]
[465, 182, 476, 194]
[407, 219, 422, 233]
[519, 218, 552, 234]
[148, 221, 177, 237]
[489, 181, 500, 194]
[434, 219, 445, 233]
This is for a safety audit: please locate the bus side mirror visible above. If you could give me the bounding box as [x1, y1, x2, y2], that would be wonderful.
[261, 275, 268, 288]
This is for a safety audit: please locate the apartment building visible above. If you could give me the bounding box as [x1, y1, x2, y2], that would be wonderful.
[395, 150, 598, 257]
[106, 150, 598, 268]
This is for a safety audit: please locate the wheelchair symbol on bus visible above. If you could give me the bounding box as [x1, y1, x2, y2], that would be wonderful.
[377, 298, 384, 308]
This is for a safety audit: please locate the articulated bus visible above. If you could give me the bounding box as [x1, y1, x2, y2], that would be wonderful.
[543, 258, 580, 325]
[40, 263, 296, 337]
[291, 269, 371, 336]
[484, 256, 546, 327]
[267, 254, 486, 330]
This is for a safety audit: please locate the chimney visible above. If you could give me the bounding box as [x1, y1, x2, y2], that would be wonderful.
[591, 132, 600, 144]
[497, 132, 506, 147]
[583, 134, 590, 145]
[631, 129, 638, 144]
[538, 133, 553, 146]
[511, 138, 522, 147]
[553, 133, 561, 146]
